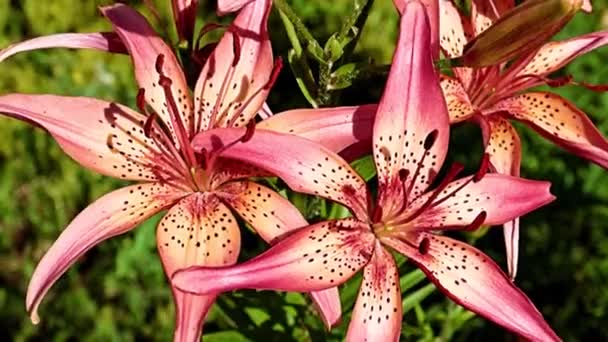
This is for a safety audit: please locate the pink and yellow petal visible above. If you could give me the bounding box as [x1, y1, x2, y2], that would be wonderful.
[217, 0, 256, 15]
[373, 2, 449, 216]
[194, 0, 272, 130]
[493, 92, 608, 169]
[27, 183, 184, 324]
[440, 75, 476, 124]
[346, 244, 402, 342]
[172, 219, 375, 295]
[386, 234, 559, 341]
[470, 0, 514, 35]
[412, 174, 554, 229]
[101, 4, 194, 139]
[0, 94, 169, 182]
[518, 31, 608, 77]
[479, 116, 522, 279]
[192, 128, 370, 220]
[157, 193, 241, 342]
[0, 32, 125, 63]
[217, 180, 342, 328]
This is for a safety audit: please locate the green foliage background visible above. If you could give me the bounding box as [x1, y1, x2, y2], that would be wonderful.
[0, 0, 607, 341]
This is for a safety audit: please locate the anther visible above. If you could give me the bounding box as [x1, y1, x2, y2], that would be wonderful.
[463, 211, 487, 231]
[264, 57, 283, 90]
[474, 153, 490, 182]
[423, 129, 439, 150]
[155, 54, 165, 75]
[231, 31, 241, 67]
[143, 113, 157, 138]
[418, 237, 430, 255]
[240, 120, 256, 143]
[136, 88, 147, 114]
[398, 168, 409, 182]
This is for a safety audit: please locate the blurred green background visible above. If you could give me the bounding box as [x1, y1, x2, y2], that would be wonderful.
[1, 0, 607, 341]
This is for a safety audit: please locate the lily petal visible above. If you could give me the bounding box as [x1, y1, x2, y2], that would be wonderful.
[192, 128, 370, 220]
[439, 1, 473, 86]
[27, 183, 184, 324]
[383, 234, 560, 341]
[471, 0, 515, 35]
[582, 0, 592, 12]
[413, 174, 554, 229]
[0, 32, 125, 63]
[171, 0, 199, 43]
[209, 158, 271, 188]
[373, 2, 449, 217]
[0, 94, 168, 182]
[518, 31, 608, 77]
[217, 180, 342, 328]
[101, 4, 194, 139]
[217, 180, 308, 243]
[346, 244, 402, 342]
[172, 219, 375, 295]
[493, 92, 608, 169]
[440, 75, 476, 124]
[194, 0, 272, 130]
[258, 105, 377, 154]
[393, 0, 439, 59]
[157, 193, 240, 342]
[217, 0, 255, 15]
[439, 0, 469, 58]
[479, 116, 522, 279]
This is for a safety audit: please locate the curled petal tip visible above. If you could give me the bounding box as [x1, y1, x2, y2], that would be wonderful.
[30, 310, 40, 325]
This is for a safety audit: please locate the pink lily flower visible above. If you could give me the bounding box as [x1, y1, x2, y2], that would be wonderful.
[0, 2, 360, 340]
[435, 0, 608, 278]
[172, 0, 199, 45]
[172, 3, 559, 340]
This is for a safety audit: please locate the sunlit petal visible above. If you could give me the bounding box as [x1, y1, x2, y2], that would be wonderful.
[101, 4, 194, 139]
[157, 193, 240, 342]
[194, 0, 272, 130]
[258, 105, 376, 154]
[172, 219, 375, 295]
[192, 128, 370, 220]
[493, 92, 608, 169]
[0, 94, 171, 182]
[373, 2, 449, 217]
[346, 244, 402, 342]
[412, 174, 554, 229]
[440, 75, 476, 124]
[0, 32, 125, 63]
[27, 183, 184, 324]
[383, 234, 560, 341]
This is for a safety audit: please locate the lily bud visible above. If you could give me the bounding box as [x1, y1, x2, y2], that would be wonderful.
[453, 0, 584, 67]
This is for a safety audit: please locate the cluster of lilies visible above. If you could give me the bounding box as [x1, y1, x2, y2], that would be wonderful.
[1, 0, 606, 341]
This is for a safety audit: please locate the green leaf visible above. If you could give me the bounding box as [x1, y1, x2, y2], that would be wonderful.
[402, 284, 436, 313]
[204, 331, 252, 342]
[351, 155, 377, 181]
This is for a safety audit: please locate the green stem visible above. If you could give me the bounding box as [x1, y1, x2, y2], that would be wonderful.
[273, 0, 323, 54]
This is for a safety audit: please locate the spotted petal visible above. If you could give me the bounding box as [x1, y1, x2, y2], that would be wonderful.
[383, 234, 559, 341]
[412, 174, 554, 229]
[373, 2, 449, 217]
[27, 183, 184, 324]
[346, 244, 402, 342]
[0, 94, 171, 182]
[479, 116, 522, 279]
[217, 180, 342, 328]
[439, 0, 470, 58]
[157, 193, 240, 342]
[172, 219, 375, 295]
[0, 32, 125, 63]
[194, 0, 272, 130]
[101, 4, 194, 140]
[258, 105, 377, 154]
[471, 0, 514, 35]
[192, 128, 370, 220]
[492, 92, 608, 169]
[440, 75, 476, 124]
[518, 31, 608, 77]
